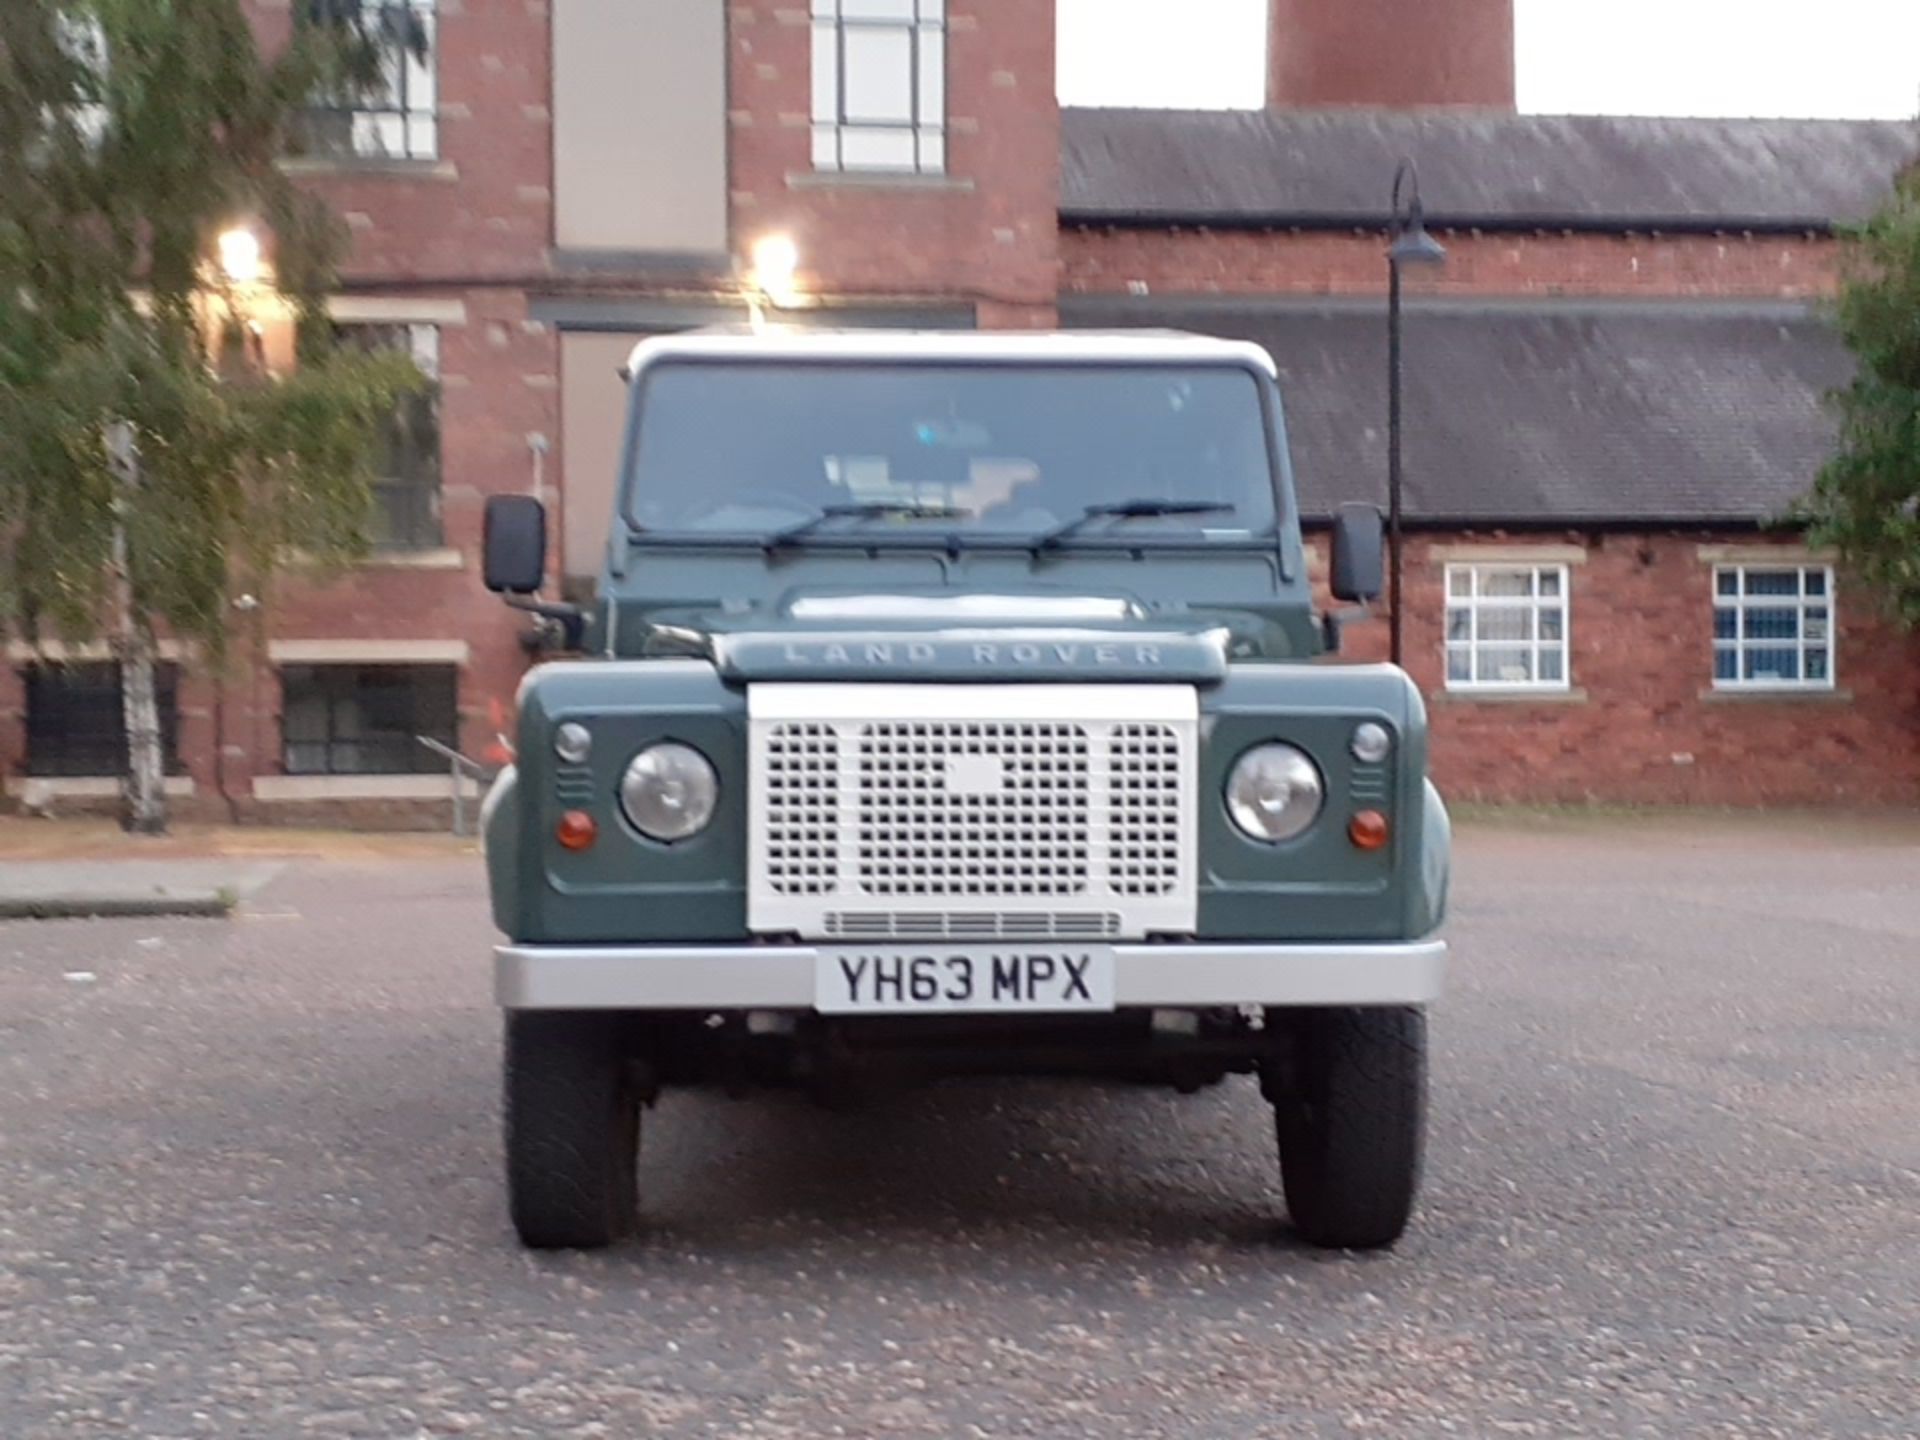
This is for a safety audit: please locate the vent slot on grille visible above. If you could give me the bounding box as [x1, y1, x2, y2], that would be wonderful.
[1108, 723, 1183, 895]
[765, 723, 841, 894]
[825, 910, 1122, 940]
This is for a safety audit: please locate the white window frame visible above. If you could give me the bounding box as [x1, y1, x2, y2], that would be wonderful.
[1444, 563, 1572, 692]
[1711, 564, 1835, 691]
[307, 0, 439, 162]
[810, 0, 946, 175]
[56, 14, 110, 145]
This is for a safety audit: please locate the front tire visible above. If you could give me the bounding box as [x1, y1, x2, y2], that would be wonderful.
[504, 1011, 640, 1249]
[1266, 1006, 1426, 1250]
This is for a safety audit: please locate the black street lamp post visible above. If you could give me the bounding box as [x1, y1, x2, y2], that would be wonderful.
[1387, 160, 1446, 668]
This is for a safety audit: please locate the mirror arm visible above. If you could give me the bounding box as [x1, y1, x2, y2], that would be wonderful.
[503, 593, 586, 651]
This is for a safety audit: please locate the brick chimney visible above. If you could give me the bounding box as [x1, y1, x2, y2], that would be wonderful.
[1268, 0, 1516, 109]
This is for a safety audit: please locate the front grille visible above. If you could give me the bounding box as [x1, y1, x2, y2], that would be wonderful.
[554, 762, 596, 806]
[1350, 759, 1390, 804]
[748, 684, 1199, 939]
[857, 721, 1093, 896]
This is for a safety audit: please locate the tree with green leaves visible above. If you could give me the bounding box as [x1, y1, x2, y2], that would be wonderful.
[1803, 164, 1920, 627]
[0, 0, 426, 832]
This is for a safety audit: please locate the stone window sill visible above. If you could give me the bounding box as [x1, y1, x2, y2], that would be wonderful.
[13, 777, 196, 803]
[253, 775, 465, 802]
[1698, 687, 1854, 704]
[1433, 687, 1590, 705]
[358, 548, 465, 571]
[277, 156, 459, 182]
[786, 170, 973, 193]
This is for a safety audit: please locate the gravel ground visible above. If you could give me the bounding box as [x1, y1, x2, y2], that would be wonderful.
[1, 817, 1916, 1438]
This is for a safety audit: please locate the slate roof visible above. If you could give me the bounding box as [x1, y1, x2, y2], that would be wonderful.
[1061, 110, 1920, 231]
[1062, 299, 1853, 524]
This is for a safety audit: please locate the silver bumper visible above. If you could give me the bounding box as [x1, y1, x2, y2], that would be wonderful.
[494, 940, 1447, 1011]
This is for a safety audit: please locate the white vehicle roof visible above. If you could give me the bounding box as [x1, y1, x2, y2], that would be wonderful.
[623, 327, 1278, 379]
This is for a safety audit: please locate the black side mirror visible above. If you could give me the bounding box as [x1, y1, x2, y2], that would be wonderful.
[484, 494, 547, 594]
[1329, 503, 1385, 604]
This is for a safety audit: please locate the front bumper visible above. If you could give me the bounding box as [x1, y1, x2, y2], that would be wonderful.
[495, 940, 1447, 1011]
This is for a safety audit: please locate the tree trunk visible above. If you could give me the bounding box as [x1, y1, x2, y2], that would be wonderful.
[107, 422, 168, 836]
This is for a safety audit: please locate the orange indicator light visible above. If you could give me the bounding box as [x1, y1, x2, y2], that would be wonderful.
[1348, 810, 1390, 851]
[555, 810, 598, 851]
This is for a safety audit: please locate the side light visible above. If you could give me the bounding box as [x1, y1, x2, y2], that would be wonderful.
[554, 722, 592, 765]
[1350, 722, 1392, 763]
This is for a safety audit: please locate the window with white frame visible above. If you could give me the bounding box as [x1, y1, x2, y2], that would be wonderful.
[1445, 563, 1571, 690]
[55, 13, 110, 145]
[1712, 564, 1834, 689]
[301, 0, 438, 161]
[811, 0, 945, 174]
[333, 323, 442, 549]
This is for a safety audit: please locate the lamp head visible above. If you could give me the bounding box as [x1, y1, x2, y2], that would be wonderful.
[1389, 222, 1448, 266]
[217, 227, 263, 286]
[749, 233, 803, 309]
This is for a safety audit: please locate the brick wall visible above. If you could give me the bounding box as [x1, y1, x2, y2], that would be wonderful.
[1309, 531, 1920, 807]
[727, 0, 1060, 321]
[247, 0, 555, 283]
[1267, 0, 1515, 110]
[1062, 227, 1842, 300]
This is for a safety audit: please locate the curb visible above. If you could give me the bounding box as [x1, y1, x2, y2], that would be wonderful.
[0, 894, 238, 921]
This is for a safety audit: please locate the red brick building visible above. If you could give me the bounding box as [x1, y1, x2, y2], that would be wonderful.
[3, 0, 1916, 819]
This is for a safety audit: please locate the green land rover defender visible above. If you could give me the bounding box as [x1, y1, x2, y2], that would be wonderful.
[479, 330, 1450, 1250]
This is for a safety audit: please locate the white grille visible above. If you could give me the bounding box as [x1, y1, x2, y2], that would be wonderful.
[763, 722, 840, 895]
[749, 684, 1198, 939]
[858, 721, 1092, 896]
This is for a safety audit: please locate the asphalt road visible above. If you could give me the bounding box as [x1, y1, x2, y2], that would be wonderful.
[2, 817, 1917, 1438]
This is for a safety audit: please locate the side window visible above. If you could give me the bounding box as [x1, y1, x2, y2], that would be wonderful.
[1712, 565, 1834, 689]
[334, 323, 442, 550]
[281, 664, 458, 775]
[300, 0, 439, 161]
[811, 0, 946, 174]
[1444, 564, 1570, 690]
[23, 664, 182, 777]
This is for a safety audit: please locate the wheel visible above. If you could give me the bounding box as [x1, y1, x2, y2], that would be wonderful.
[504, 1011, 640, 1249]
[1265, 1006, 1426, 1250]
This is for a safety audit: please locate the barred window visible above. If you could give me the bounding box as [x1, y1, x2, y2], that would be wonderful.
[334, 323, 442, 550]
[23, 664, 182, 778]
[281, 664, 457, 776]
[301, 0, 438, 161]
[1444, 564, 1571, 690]
[811, 0, 945, 174]
[1712, 565, 1834, 689]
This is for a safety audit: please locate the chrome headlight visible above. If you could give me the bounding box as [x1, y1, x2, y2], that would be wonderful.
[619, 743, 718, 842]
[1225, 743, 1324, 843]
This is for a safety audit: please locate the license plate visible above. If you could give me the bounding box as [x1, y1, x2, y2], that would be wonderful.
[816, 946, 1117, 1015]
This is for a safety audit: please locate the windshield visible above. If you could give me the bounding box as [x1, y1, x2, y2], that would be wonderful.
[622, 361, 1279, 543]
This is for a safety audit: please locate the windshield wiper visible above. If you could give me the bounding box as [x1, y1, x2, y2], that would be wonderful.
[766, 502, 967, 551]
[1034, 499, 1235, 552]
